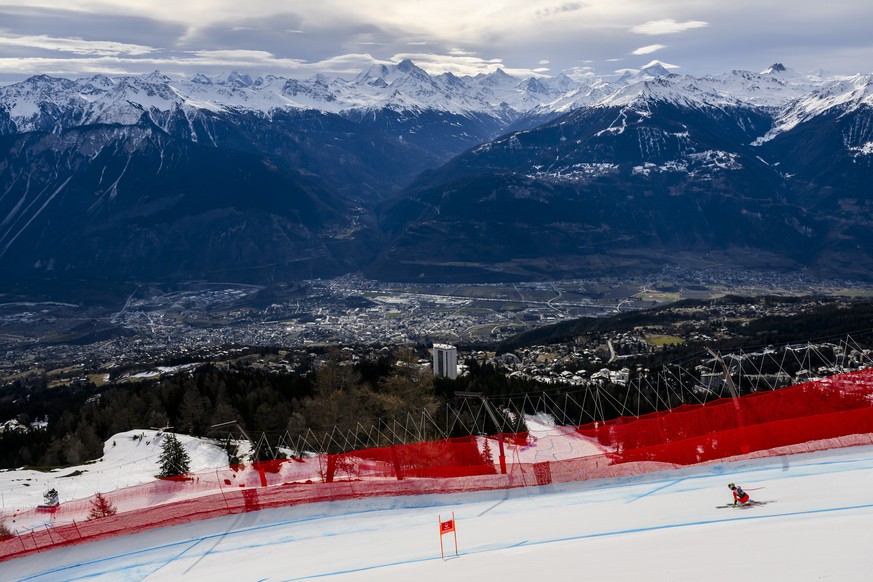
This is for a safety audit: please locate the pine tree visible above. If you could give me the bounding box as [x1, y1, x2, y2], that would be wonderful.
[87, 492, 117, 519]
[157, 432, 190, 478]
[0, 518, 14, 540]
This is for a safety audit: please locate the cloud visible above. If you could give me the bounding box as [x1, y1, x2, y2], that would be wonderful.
[536, 2, 586, 19]
[190, 49, 305, 64]
[565, 65, 595, 81]
[630, 19, 709, 35]
[0, 34, 156, 56]
[632, 44, 666, 55]
[0, 1, 871, 84]
[388, 51, 522, 76]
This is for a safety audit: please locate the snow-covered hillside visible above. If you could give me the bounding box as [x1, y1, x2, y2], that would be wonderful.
[755, 73, 873, 143]
[0, 430, 229, 511]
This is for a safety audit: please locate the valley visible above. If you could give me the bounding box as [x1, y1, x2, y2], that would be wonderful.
[1, 268, 869, 388]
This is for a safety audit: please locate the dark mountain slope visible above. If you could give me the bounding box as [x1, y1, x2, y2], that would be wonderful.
[370, 100, 833, 282]
[0, 125, 377, 281]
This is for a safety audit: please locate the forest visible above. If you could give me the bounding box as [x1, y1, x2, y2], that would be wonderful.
[0, 347, 548, 469]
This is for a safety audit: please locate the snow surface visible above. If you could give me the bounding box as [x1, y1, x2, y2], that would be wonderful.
[2, 419, 873, 580]
[851, 142, 873, 155]
[0, 430, 229, 511]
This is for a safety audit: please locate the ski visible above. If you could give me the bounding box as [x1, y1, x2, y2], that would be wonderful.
[715, 500, 775, 509]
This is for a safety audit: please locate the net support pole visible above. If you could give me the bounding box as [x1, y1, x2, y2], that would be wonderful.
[706, 347, 750, 454]
[439, 514, 445, 560]
[453, 513, 458, 557]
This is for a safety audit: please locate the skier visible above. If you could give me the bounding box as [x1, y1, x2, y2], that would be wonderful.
[728, 482, 751, 506]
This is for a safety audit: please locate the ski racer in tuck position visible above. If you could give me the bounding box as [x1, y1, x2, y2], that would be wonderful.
[728, 483, 752, 506]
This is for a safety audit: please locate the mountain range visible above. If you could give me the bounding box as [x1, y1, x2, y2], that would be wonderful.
[1, 61, 871, 287]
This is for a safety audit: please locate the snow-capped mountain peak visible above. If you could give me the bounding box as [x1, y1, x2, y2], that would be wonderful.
[475, 68, 515, 86]
[141, 70, 172, 85]
[597, 74, 741, 110]
[225, 71, 255, 88]
[617, 61, 675, 85]
[639, 61, 673, 78]
[353, 59, 430, 87]
[754, 73, 873, 144]
[761, 63, 788, 75]
[0, 60, 858, 138]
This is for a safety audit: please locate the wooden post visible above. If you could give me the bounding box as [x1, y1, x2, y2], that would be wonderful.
[216, 469, 230, 509]
[390, 445, 404, 481]
[452, 512, 458, 556]
[439, 514, 444, 560]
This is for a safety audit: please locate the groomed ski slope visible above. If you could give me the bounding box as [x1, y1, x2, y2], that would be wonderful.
[5, 444, 873, 581]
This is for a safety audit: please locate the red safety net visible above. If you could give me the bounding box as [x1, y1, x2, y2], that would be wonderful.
[3, 368, 873, 562]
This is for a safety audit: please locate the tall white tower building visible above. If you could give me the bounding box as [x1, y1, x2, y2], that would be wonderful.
[432, 344, 458, 379]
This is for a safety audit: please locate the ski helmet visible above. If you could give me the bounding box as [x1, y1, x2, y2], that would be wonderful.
[728, 483, 735, 489]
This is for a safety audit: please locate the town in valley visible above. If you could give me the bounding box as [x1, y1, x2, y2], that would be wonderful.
[2, 268, 870, 391]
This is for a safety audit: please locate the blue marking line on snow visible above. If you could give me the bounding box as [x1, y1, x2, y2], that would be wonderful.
[16, 505, 442, 581]
[617, 452, 873, 493]
[139, 537, 205, 579]
[517, 502, 873, 549]
[275, 502, 873, 581]
[279, 555, 444, 580]
[626, 478, 684, 502]
[15, 539, 202, 582]
[18, 538, 210, 582]
[16, 518, 318, 582]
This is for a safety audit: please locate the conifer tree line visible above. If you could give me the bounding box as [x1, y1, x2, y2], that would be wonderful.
[0, 347, 544, 469]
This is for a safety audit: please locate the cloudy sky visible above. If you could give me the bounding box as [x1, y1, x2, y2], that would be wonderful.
[0, 0, 871, 83]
